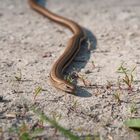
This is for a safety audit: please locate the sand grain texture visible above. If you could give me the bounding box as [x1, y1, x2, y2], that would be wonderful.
[0, 0, 140, 139]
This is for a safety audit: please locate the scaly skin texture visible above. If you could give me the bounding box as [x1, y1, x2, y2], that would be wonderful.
[29, 0, 86, 93]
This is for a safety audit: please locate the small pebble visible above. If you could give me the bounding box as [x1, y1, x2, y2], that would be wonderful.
[43, 52, 52, 58]
[85, 70, 92, 74]
[5, 113, 16, 119]
[0, 96, 3, 102]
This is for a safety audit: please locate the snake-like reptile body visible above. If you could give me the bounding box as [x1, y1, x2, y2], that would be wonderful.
[29, 0, 86, 93]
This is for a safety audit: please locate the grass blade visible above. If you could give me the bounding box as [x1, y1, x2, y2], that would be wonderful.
[32, 108, 80, 140]
[124, 119, 140, 130]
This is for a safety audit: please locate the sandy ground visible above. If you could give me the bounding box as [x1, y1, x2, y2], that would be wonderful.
[0, 0, 140, 139]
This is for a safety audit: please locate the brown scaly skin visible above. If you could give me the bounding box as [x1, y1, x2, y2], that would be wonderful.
[29, 0, 86, 93]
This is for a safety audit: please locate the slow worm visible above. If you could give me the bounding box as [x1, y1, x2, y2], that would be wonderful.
[29, 0, 86, 93]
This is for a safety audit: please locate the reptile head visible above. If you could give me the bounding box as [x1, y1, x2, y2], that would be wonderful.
[58, 82, 75, 93]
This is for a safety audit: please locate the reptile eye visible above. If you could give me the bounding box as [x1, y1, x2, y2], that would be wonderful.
[66, 85, 71, 89]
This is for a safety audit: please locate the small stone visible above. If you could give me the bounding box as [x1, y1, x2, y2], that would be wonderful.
[5, 113, 16, 119]
[85, 70, 92, 74]
[43, 52, 52, 58]
[0, 96, 3, 101]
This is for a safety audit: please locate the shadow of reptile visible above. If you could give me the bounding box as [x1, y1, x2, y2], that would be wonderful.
[70, 28, 97, 97]
[36, 0, 97, 97]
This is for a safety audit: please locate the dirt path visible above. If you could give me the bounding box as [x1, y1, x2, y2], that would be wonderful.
[0, 0, 140, 139]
